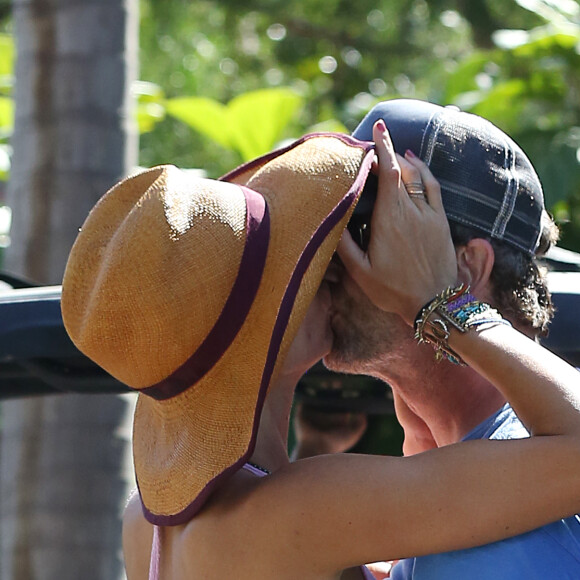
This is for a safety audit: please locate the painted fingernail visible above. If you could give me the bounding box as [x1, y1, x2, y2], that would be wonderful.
[375, 119, 386, 131]
[405, 149, 417, 158]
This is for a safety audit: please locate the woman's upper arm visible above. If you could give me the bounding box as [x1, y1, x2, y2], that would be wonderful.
[245, 436, 580, 573]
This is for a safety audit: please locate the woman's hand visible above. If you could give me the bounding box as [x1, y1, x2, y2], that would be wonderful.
[338, 119, 458, 325]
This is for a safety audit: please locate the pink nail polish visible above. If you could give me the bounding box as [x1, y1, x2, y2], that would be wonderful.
[405, 149, 417, 158]
[375, 119, 386, 131]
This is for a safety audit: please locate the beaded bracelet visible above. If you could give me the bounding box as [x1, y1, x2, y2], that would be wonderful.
[414, 284, 511, 365]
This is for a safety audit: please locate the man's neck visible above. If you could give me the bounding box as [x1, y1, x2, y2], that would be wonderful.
[374, 350, 506, 451]
[250, 370, 299, 472]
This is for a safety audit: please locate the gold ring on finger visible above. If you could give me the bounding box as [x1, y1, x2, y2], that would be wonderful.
[405, 182, 426, 196]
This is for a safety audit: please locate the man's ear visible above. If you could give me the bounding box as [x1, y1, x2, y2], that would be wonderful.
[455, 238, 495, 297]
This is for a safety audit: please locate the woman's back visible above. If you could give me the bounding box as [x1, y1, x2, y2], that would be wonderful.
[122, 467, 372, 580]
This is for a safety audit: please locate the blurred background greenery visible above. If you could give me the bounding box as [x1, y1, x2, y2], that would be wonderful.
[136, 0, 580, 250]
[1, 0, 580, 254]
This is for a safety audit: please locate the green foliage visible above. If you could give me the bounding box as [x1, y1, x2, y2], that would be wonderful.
[165, 88, 303, 161]
[166, 97, 233, 149]
[438, 7, 580, 251]
[0, 96, 12, 130]
[0, 32, 13, 181]
[138, 0, 481, 173]
[137, 0, 580, 253]
[0, 32, 13, 77]
[135, 80, 165, 134]
[0, 1, 579, 245]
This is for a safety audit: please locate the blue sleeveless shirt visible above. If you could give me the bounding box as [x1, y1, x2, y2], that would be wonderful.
[391, 404, 580, 579]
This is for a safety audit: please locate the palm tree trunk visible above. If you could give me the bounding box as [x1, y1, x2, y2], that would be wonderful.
[1, 1, 138, 578]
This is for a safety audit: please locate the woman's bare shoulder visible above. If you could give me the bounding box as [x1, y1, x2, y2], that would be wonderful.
[124, 489, 150, 533]
[125, 488, 142, 515]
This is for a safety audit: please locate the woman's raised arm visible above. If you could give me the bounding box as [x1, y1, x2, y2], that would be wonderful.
[231, 119, 580, 575]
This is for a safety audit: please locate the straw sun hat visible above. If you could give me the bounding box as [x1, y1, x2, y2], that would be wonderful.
[61, 133, 374, 525]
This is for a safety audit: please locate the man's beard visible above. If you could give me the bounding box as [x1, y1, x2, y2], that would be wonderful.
[324, 281, 409, 375]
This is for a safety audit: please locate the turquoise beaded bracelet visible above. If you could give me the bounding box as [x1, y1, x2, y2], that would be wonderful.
[414, 284, 510, 365]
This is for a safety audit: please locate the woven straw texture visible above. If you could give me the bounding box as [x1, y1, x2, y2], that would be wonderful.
[62, 134, 373, 522]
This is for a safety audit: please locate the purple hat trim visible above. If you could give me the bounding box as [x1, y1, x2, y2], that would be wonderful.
[140, 186, 270, 401]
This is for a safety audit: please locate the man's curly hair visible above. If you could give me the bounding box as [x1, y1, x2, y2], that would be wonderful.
[450, 212, 559, 336]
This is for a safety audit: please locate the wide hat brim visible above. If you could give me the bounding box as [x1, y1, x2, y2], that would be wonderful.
[62, 133, 374, 525]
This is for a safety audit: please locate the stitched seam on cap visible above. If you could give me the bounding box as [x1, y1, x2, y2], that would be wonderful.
[492, 136, 518, 238]
[421, 110, 441, 164]
[442, 180, 541, 228]
[440, 180, 500, 211]
[448, 213, 531, 254]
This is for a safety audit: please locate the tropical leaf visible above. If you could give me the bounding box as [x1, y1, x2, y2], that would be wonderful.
[137, 101, 165, 134]
[165, 88, 303, 160]
[133, 81, 166, 134]
[165, 97, 233, 150]
[0, 95, 13, 135]
[0, 34, 13, 78]
[228, 88, 303, 160]
[512, 27, 580, 56]
[133, 80, 165, 102]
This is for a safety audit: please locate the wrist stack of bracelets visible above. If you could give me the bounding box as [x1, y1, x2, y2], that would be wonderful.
[413, 283, 511, 366]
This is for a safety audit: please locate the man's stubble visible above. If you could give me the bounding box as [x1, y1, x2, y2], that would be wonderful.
[323, 279, 414, 376]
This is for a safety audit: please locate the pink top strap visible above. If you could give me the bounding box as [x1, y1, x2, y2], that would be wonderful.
[148, 525, 161, 580]
[241, 462, 269, 477]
